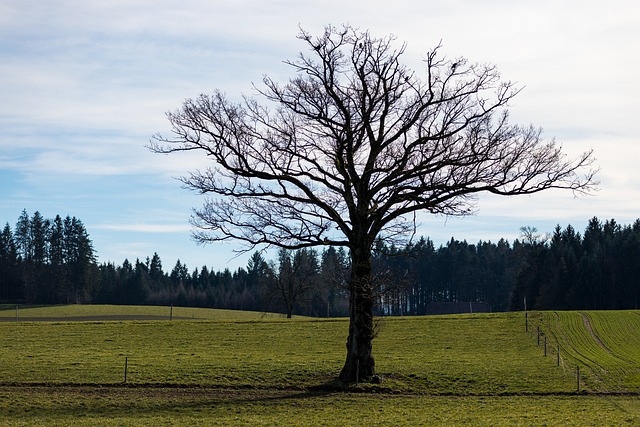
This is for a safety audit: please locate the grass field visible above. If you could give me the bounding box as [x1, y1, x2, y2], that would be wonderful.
[0, 305, 639, 425]
[542, 310, 640, 392]
[0, 304, 293, 322]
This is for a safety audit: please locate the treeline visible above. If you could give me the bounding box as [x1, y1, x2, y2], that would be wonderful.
[511, 218, 640, 310]
[2, 210, 640, 314]
[94, 248, 351, 318]
[0, 210, 351, 315]
[0, 210, 96, 304]
[373, 217, 640, 314]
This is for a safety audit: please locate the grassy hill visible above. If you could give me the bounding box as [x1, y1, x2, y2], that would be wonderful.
[1, 306, 639, 425]
[0, 304, 296, 322]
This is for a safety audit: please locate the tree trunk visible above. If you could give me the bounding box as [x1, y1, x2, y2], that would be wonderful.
[339, 247, 375, 382]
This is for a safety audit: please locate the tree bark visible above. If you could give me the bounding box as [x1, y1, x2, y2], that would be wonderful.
[339, 246, 376, 382]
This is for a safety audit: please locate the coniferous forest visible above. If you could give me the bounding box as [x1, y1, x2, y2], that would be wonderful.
[1, 210, 639, 316]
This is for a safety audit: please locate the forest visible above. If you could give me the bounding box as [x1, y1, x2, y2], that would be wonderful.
[1, 210, 639, 316]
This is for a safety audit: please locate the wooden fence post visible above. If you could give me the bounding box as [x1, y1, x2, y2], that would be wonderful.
[576, 366, 580, 392]
[524, 297, 528, 332]
[124, 357, 128, 383]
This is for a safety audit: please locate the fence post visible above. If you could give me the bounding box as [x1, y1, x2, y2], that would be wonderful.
[170, 304, 173, 321]
[124, 357, 128, 383]
[544, 336, 547, 356]
[557, 345, 560, 366]
[576, 366, 580, 392]
[537, 326, 540, 346]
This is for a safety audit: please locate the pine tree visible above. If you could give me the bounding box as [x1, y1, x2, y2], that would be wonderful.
[14, 209, 30, 261]
[64, 216, 96, 303]
[49, 215, 67, 302]
[0, 223, 21, 301]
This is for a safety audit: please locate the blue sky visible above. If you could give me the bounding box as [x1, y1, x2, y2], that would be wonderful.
[1, 0, 639, 272]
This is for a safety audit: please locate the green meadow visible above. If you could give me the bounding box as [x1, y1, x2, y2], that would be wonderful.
[0, 305, 639, 425]
[0, 304, 290, 321]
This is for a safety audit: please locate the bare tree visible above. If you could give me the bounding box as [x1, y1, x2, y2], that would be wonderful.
[267, 248, 320, 318]
[519, 226, 550, 246]
[151, 24, 597, 383]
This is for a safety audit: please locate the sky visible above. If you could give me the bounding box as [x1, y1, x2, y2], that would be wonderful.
[1, 0, 639, 273]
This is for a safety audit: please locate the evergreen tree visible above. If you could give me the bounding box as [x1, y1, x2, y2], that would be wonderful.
[30, 211, 49, 266]
[510, 231, 549, 311]
[14, 209, 31, 261]
[127, 259, 150, 304]
[64, 216, 96, 303]
[95, 262, 118, 303]
[170, 260, 189, 289]
[408, 237, 435, 314]
[147, 252, 166, 294]
[619, 220, 640, 308]
[49, 215, 66, 303]
[0, 223, 21, 301]
[319, 247, 350, 317]
[23, 211, 49, 302]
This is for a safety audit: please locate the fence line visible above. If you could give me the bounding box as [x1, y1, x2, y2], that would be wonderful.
[525, 310, 580, 392]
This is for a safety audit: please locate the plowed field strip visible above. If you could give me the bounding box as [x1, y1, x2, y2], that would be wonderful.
[581, 312, 612, 355]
